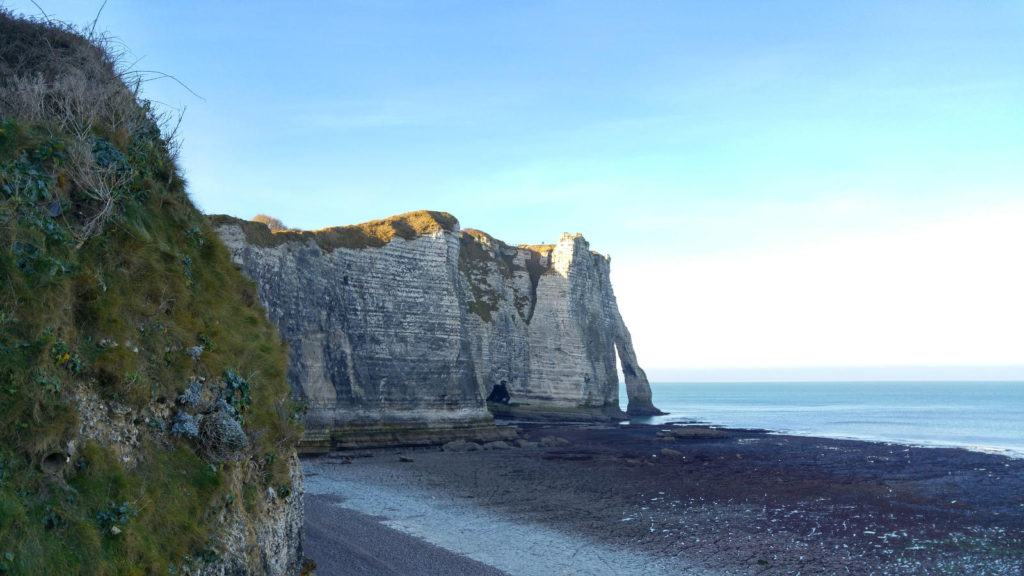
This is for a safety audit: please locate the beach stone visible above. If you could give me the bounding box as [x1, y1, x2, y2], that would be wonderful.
[540, 450, 594, 461]
[443, 440, 482, 452]
[539, 436, 570, 448]
[398, 455, 414, 462]
[661, 448, 683, 457]
[482, 441, 512, 450]
[514, 439, 538, 449]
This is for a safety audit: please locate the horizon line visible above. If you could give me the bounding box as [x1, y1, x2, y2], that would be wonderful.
[639, 365, 1024, 383]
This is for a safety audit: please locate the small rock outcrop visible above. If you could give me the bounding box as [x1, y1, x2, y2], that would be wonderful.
[214, 212, 661, 449]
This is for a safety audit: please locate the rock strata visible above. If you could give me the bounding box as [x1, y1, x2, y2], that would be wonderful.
[213, 212, 661, 448]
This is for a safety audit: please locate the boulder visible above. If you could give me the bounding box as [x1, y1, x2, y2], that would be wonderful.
[482, 441, 512, 450]
[539, 436, 570, 448]
[442, 440, 482, 452]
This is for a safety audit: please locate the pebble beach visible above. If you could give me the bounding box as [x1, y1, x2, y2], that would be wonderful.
[303, 423, 1024, 575]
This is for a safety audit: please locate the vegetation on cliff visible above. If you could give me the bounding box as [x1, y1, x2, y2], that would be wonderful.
[0, 11, 299, 575]
[458, 230, 515, 322]
[459, 229, 552, 323]
[210, 209, 458, 251]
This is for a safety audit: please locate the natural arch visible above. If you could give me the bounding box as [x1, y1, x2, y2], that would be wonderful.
[613, 311, 663, 416]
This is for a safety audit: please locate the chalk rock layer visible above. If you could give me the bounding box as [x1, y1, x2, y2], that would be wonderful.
[213, 211, 661, 447]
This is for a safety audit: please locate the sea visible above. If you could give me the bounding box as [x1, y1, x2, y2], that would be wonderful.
[621, 381, 1024, 458]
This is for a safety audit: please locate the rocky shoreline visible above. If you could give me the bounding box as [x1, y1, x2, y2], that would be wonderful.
[303, 423, 1024, 575]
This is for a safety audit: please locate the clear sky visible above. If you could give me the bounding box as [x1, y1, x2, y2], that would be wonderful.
[6, 1, 1023, 380]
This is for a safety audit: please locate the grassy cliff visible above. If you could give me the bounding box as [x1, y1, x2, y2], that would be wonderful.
[0, 12, 300, 575]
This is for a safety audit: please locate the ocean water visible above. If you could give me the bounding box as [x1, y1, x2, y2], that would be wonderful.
[621, 381, 1024, 458]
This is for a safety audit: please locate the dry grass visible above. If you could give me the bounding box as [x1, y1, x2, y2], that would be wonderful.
[461, 228, 495, 244]
[0, 9, 185, 247]
[210, 210, 459, 251]
[0, 12, 125, 125]
[252, 213, 286, 232]
[518, 243, 556, 254]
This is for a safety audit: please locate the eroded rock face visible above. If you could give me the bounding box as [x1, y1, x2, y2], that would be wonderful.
[214, 213, 660, 447]
[71, 384, 306, 576]
[460, 230, 659, 418]
[188, 454, 304, 576]
[215, 221, 489, 446]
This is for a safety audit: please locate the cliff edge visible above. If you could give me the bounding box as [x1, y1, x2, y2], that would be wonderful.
[213, 211, 661, 449]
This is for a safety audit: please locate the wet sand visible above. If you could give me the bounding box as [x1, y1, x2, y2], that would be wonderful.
[303, 423, 1024, 575]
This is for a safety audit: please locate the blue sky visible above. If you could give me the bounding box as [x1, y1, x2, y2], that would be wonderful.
[6, 1, 1023, 378]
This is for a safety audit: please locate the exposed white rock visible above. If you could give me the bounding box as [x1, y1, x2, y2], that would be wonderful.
[214, 212, 660, 447]
[462, 230, 661, 417]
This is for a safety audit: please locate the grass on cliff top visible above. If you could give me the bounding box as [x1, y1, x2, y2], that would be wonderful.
[0, 11, 299, 575]
[209, 209, 459, 250]
[461, 228, 497, 245]
[517, 243, 556, 254]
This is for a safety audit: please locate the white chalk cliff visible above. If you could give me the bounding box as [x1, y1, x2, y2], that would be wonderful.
[213, 211, 660, 448]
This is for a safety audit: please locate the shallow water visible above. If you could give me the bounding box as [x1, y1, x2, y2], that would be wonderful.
[626, 381, 1024, 457]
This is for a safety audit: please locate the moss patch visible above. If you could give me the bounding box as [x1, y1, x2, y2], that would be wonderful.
[457, 230, 555, 323]
[457, 231, 505, 322]
[466, 300, 494, 322]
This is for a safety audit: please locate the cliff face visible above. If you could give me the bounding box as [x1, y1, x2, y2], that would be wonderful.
[458, 229, 659, 417]
[214, 218, 491, 447]
[214, 213, 660, 447]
